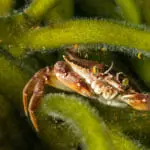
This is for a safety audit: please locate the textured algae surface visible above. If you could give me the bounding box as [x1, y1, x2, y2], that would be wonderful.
[0, 0, 150, 150]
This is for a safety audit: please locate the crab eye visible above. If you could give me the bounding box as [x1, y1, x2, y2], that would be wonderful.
[92, 66, 99, 75]
[121, 78, 129, 88]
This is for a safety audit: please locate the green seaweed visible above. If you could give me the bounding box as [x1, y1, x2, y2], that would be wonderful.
[0, 0, 149, 149]
[0, 94, 46, 150]
[0, 0, 59, 44]
[10, 19, 150, 57]
[37, 94, 141, 150]
[143, 0, 150, 25]
[0, 54, 28, 109]
[76, 0, 122, 19]
[0, 0, 14, 16]
[24, 0, 60, 21]
[43, 0, 74, 24]
[115, 0, 141, 24]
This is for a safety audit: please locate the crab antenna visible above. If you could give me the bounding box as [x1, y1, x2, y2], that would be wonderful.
[116, 72, 124, 81]
[104, 62, 114, 74]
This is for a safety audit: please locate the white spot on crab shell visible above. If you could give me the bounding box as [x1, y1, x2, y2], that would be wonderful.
[98, 76, 102, 80]
[122, 94, 133, 99]
[77, 83, 81, 87]
[62, 75, 66, 78]
[107, 100, 112, 105]
[43, 75, 48, 81]
[86, 78, 91, 84]
[94, 86, 102, 94]
[142, 99, 147, 103]
[91, 81, 97, 89]
[56, 73, 59, 77]
[46, 66, 50, 73]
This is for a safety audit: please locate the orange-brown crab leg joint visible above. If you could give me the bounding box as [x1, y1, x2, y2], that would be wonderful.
[122, 93, 150, 111]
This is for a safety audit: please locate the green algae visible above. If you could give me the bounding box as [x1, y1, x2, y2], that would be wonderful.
[10, 19, 150, 57]
[37, 93, 141, 150]
[0, 0, 149, 149]
[115, 0, 141, 24]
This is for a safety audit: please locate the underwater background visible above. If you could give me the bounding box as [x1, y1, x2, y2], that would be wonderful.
[0, 0, 150, 149]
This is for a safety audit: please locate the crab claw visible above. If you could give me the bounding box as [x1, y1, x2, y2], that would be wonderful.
[54, 61, 92, 97]
[122, 93, 150, 110]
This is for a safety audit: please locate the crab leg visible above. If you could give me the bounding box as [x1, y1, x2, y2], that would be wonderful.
[28, 80, 45, 132]
[23, 78, 36, 116]
[121, 93, 150, 110]
[23, 68, 48, 116]
[23, 66, 73, 131]
[23, 67, 53, 131]
[65, 50, 100, 68]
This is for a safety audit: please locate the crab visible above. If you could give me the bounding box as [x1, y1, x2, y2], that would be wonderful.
[23, 49, 150, 132]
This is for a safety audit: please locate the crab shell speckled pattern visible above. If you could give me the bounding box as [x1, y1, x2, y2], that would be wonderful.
[63, 50, 150, 110]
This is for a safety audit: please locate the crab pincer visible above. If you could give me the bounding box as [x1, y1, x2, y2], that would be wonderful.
[54, 61, 92, 97]
[122, 93, 150, 111]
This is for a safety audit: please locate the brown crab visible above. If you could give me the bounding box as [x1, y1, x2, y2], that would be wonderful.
[23, 49, 150, 132]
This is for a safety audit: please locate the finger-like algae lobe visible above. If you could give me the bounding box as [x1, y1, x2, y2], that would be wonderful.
[37, 93, 142, 150]
[0, 0, 149, 149]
